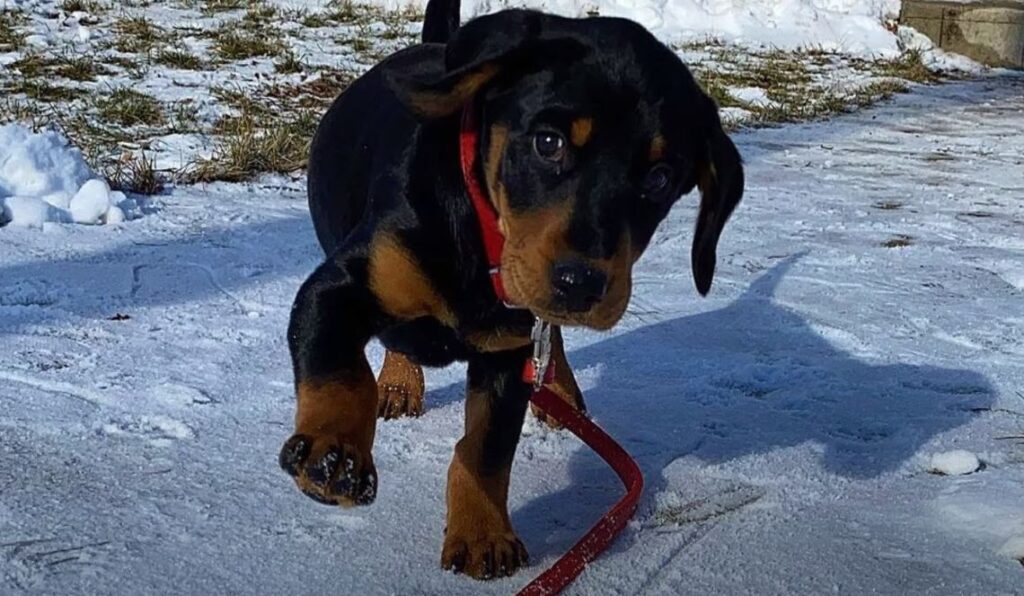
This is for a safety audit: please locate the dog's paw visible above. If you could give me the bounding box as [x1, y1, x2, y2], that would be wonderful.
[376, 351, 425, 420]
[377, 382, 424, 419]
[441, 530, 529, 579]
[279, 434, 377, 507]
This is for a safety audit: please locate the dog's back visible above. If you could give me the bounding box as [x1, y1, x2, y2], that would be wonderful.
[306, 0, 460, 255]
[305, 0, 462, 254]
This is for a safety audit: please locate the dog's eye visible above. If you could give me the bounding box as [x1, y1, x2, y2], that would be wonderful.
[642, 165, 673, 199]
[533, 131, 566, 162]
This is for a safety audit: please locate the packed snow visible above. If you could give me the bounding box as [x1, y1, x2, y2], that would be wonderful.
[929, 449, 983, 476]
[2, 72, 1023, 594]
[330, 0, 905, 55]
[0, 124, 139, 228]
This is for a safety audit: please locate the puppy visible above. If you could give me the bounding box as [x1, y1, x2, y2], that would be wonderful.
[279, 0, 744, 580]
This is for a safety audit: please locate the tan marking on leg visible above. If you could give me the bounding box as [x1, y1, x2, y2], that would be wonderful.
[376, 350, 425, 419]
[292, 358, 379, 506]
[368, 234, 455, 326]
[570, 117, 594, 147]
[441, 385, 528, 579]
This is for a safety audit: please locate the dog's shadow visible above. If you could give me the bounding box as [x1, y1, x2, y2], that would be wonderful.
[507, 257, 993, 559]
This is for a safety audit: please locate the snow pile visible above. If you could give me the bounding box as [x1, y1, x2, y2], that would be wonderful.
[929, 450, 983, 475]
[0, 124, 138, 228]
[351, 0, 904, 55]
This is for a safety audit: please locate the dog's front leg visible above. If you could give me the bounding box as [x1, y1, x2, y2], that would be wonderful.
[442, 349, 532, 579]
[279, 258, 381, 507]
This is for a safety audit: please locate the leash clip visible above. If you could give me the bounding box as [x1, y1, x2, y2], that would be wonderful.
[526, 317, 553, 390]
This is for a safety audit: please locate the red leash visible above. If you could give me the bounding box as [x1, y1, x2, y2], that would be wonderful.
[460, 103, 645, 594]
[519, 387, 645, 595]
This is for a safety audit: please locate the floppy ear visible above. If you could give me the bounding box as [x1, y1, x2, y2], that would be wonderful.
[387, 10, 586, 119]
[691, 109, 744, 296]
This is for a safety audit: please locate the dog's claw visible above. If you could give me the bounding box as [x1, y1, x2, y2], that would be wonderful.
[278, 435, 311, 476]
[441, 534, 528, 579]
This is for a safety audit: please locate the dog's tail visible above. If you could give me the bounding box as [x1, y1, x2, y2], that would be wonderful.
[422, 0, 460, 43]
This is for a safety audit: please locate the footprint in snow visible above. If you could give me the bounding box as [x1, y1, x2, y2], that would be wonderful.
[98, 415, 194, 446]
[150, 382, 215, 408]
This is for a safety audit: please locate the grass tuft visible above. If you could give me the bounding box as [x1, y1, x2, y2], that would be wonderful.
[97, 88, 165, 126]
[59, 0, 106, 13]
[0, 10, 26, 51]
[877, 50, 941, 84]
[155, 48, 204, 70]
[104, 151, 164, 195]
[185, 109, 317, 182]
[114, 16, 164, 53]
[212, 23, 284, 60]
[274, 50, 305, 74]
[882, 235, 915, 248]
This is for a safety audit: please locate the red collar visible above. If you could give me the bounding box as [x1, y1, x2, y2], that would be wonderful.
[459, 103, 512, 305]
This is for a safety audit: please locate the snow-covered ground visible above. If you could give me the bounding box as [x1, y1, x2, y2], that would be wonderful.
[2, 70, 1023, 593]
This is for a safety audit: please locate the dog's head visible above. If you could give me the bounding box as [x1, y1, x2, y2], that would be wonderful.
[392, 10, 744, 330]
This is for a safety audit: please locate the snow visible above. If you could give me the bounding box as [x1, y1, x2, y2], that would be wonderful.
[929, 450, 982, 475]
[0, 124, 139, 228]
[269, 0, 904, 54]
[1, 74, 1022, 593]
[361, 0, 905, 55]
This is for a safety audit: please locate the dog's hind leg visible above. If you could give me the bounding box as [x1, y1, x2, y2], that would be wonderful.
[531, 325, 587, 429]
[377, 350, 425, 419]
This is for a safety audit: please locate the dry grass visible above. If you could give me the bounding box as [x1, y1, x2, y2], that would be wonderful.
[882, 234, 915, 248]
[212, 22, 285, 60]
[114, 16, 165, 53]
[0, 10, 26, 50]
[155, 49, 204, 70]
[104, 151, 164, 195]
[97, 88, 165, 126]
[876, 50, 942, 84]
[184, 109, 317, 182]
[274, 50, 306, 74]
[59, 0, 107, 13]
[8, 52, 114, 82]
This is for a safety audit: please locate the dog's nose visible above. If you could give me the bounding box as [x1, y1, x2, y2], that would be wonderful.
[551, 260, 608, 312]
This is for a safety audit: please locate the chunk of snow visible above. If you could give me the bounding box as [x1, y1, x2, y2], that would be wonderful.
[0, 124, 138, 228]
[70, 179, 113, 224]
[929, 450, 981, 476]
[1, 196, 53, 228]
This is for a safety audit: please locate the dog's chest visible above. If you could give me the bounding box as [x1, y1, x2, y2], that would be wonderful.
[378, 308, 534, 366]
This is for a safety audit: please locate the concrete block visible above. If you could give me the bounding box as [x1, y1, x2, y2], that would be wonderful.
[901, 0, 1024, 68]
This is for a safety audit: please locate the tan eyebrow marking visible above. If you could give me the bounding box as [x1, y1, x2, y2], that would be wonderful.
[570, 117, 594, 147]
[649, 134, 666, 161]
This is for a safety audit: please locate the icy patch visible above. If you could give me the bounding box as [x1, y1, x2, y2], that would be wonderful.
[0, 124, 139, 228]
[929, 450, 982, 476]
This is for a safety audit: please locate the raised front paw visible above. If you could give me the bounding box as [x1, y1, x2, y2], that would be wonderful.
[278, 434, 377, 507]
[441, 528, 529, 579]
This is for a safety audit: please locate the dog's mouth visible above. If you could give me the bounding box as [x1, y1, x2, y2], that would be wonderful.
[502, 256, 631, 331]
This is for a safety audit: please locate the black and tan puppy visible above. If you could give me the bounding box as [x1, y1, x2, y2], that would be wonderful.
[279, 0, 744, 580]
